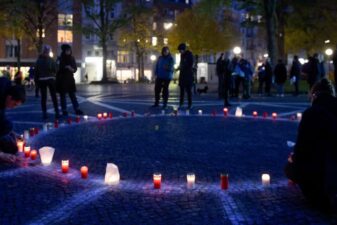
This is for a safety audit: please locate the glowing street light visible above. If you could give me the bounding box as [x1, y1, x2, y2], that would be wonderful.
[233, 46, 242, 55]
[325, 48, 333, 56]
[325, 40, 330, 44]
[150, 55, 157, 61]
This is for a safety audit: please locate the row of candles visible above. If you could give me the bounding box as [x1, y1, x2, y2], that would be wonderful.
[17, 109, 292, 190]
[17, 144, 272, 189]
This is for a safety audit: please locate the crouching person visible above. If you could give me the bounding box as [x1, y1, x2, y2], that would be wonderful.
[0, 77, 25, 161]
[285, 78, 337, 211]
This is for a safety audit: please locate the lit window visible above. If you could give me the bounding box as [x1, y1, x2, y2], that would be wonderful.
[152, 37, 157, 46]
[36, 29, 45, 38]
[58, 14, 73, 27]
[163, 38, 168, 45]
[153, 22, 157, 30]
[117, 51, 129, 63]
[163, 22, 173, 30]
[58, 30, 73, 43]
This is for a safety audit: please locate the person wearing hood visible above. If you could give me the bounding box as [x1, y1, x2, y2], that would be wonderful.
[285, 78, 337, 211]
[0, 77, 25, 156]
[177, 43, 194, 109]
[152, 46, 174, 109]
[35, 45, 60, 119]
[56, 44, 83, 116]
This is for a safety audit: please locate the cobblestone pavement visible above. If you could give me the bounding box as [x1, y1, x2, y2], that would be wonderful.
[1, 84, 337, 225]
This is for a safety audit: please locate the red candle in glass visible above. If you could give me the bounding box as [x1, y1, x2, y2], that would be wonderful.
[220, 174, 229, 190]
[67, 118, 72, 124]
[81, 166, 88, 179]
[272, 112, 277, 119]
[54, 120, 59, 128]
[109, 112, 113, 118]
[223, 108, 228, 117]
[253, 111, 258, 117]
[62, 160, 69, 173]
[103, 112, 108, 119]
[97, 113, 102, 120]
[131, 111, 135, 117]
[24, 146, 31, 158]
[34, 128, 39, 135]
[153, 173, 161, 189]
[30, 150, 37, 160]
[76, 116, 80, 123]
[123, 112, 128, 118]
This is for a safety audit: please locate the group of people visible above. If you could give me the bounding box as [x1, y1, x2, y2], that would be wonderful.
[35, 44, 83, 119]
[153, 43, 195, 109]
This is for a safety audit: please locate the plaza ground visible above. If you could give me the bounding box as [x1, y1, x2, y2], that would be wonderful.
[1, 83, 337, 225]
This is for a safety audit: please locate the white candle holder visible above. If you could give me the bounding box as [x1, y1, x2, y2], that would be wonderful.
[23, 130, 29, 140]
[235, 107, 243, 117]
[296, 113, 302, 121]
[104, 163, 120, 185]
[39, 146, 55, 166]
[261, 174, 270, 186]
[187, 173, 195, 188]
[198, 110, 203, 115]
[83, 115, 89, 121]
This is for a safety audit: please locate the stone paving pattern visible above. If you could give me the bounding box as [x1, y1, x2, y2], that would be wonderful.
[1, 84, 337, 225]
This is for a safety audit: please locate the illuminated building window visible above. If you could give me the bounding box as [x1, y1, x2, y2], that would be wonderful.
[58, 30, 73, 43]
[153, 22, 157, 30]
[117, 51, 129, 63]
[58, 14, 73, 27]
[163, 38, 168, 45]
[152, 37, 157, 46]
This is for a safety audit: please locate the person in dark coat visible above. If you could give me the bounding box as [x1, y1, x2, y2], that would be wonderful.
[216, 53, 225, 99]
[56, 44, 83, 116]
[274, 59, 287, 97]
[290, 55, 301, 96]
[307, 54, 320, 89]
[35, 45, 60, 119]
[285, 78, 337, 211]
[177, 43, 194, 109]
[0, 77, 25, 155]
[223, 52, 231, 106]
[153, 46, 174, 109]
[333, 45, 337, 90]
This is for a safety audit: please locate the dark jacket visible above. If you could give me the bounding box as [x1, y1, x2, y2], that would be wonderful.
[155, 54, 174, 80]
[290, 60, 301, 78]
[291, 94, 337, 202]
[56, 54, 77, 93]
[178, 50, 194, 87]
[216, 57, 225, 76]
[274, 63, 287, 84]
[307, 57, 320, 85]
[35, 55, 57, 81]
[0, 77, 13, 137]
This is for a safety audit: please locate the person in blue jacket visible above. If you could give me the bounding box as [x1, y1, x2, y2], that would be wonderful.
[153, 46, 174, 109]
[0, 77, 25, 155]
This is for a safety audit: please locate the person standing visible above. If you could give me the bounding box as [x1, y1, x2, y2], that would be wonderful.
[264, 58, 273, 96]
[240, 58, 254, 99]
[333, 45, 337, 90]
[56, 44, 83, 116]
[223, 52, 232, 106]
[0, 77, 25, 155]
[274, 59, 287, 97]
[177, 43, 194, 109]
[290, 55, 301, 96]
[216, 53, 225, 99]
[35, 45, 60, 119]
[152, 46, 174, 109]
[307, 53, 320, 89]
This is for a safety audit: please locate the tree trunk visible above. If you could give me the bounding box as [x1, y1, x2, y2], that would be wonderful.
[136, 52, 141, 81]
[140, 53, 145, 81]
[102, 39, 108, 82]
[16, 38, 21, 71]
[263, 0, 278, 68]
[277, 0, 286, 62]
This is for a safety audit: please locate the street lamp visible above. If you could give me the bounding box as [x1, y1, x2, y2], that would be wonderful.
[233, 46, 242, 55]
[325, 48, 333, 77]
[325, 48, 333, 56]
[150, 55, 157, 61]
